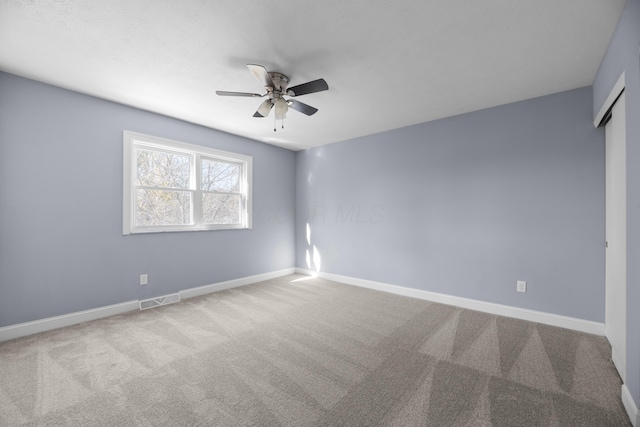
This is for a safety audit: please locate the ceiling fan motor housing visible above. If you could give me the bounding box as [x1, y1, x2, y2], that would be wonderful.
[267, 72, 289, 93]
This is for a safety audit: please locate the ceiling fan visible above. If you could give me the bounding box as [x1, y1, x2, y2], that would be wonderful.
[216, 64, 328, 131]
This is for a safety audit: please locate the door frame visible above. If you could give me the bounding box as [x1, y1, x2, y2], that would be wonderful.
[605, 89, 626, 381]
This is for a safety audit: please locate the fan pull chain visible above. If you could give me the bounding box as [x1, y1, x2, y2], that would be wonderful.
[273, 115, 285, 131]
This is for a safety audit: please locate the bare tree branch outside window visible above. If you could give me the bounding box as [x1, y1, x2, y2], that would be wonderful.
[201, 159, 241, 224]
[132, 148, 244, 227]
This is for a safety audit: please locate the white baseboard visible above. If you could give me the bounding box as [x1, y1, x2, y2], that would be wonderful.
[0, 300, 139, 343]
[622, 384, 639, 427]
[0, 268, 296, 343]
[296, 268, 605, 336]
[179, 268, 296, 299]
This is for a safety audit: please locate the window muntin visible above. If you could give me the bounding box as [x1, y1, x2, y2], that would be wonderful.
[123, 131, 252, 234]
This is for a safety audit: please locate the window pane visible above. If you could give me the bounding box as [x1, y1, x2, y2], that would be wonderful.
[136, 149, 191, 189]
[136, 189, 192, 226]
[202, 193, 241, 224]
[201, 159, 240, 192]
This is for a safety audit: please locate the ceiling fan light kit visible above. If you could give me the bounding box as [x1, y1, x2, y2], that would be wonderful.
[274, 98, 288, 120]
[216, 64, 328, 132]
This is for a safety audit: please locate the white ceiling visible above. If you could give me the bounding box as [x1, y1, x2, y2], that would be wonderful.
[0, 1, 627, 151]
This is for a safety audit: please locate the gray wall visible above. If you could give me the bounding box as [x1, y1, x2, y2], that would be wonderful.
[0, 72, 296, 327]
[593, 0, 640, 409]
[296, 87, 604, 322]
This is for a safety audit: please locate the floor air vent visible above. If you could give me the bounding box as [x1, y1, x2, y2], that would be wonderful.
[139, 293, 181, 310]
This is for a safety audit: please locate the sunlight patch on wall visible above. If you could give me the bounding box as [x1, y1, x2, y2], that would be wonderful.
[313, 244, 322, 274]
[303, 222, 322, 276]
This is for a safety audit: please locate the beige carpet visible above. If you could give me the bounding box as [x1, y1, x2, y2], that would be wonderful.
[0, 275, 630, 426]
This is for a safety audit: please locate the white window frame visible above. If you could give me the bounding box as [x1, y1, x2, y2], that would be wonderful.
[123, 131, 252, 234]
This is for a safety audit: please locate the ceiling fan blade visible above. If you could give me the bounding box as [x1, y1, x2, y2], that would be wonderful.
[287, 79, 329, 97]
[253, 99, 273, 117]
[247, 64, 275, 89]
[288, 100, 318, 116]
[216, 91, 262, 97]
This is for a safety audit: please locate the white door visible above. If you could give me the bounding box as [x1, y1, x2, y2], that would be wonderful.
[605, 90, 626, 381]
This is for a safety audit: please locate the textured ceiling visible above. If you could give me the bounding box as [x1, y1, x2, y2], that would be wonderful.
[0, 0, 627, 150]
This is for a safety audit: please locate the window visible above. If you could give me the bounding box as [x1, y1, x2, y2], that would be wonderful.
[123, 131, 252, 234]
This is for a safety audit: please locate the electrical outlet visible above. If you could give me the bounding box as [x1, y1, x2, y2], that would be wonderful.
[517, 280, 527, 293]
[140, 274, 148, 286]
